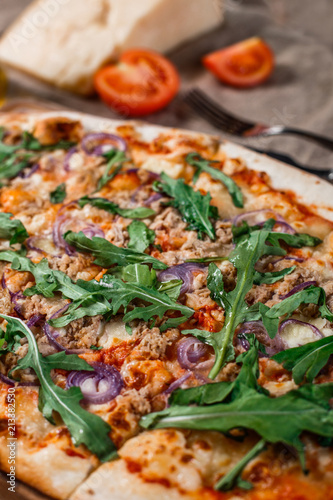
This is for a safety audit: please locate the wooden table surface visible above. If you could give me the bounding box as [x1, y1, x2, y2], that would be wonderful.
[0, 1, 333, 499]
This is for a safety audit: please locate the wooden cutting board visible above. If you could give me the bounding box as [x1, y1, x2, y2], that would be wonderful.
[0, 471, 53, 500]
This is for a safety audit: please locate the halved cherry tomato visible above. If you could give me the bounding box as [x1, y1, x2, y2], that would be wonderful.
[203, 37, 274, 88]
[94, 49, 180, 117]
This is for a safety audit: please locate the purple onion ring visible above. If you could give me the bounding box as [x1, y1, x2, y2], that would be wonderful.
[232, 209, 295, 234]
[278, 319, 323, 340]
[0, 372, 39, 387]
[237, 321, 286, 356]
[81, 133, 127, 156]
[19, 162, 40, 179]
[158, 263, 206, 295]
[44, 306, 87, 354]
[177, 337, 207, 370]
[53, 214, 104, 255]
[64, 146, 78, 172]
[66, 362, 123, 404]
[279, 281, 317, 300]
[164, 372, 191, 395]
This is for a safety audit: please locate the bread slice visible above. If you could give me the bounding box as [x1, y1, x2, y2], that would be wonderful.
[0, 0, 224, 95]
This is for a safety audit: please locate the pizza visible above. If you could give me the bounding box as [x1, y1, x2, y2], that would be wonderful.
[0, 111, 333, 500]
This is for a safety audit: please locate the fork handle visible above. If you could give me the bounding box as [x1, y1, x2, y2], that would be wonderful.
[262, 126, 333, 151]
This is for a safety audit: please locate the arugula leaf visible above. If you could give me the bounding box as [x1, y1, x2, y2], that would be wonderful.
[184, 228, 272, 378]
[273, 336, 333, 384]
[0, 315, 116, 461]
[50, 273, 193, 330]
[0, 252, 185, 328]
[267, 231, 322, 249]
[64, 231, 166, 270]
[215, 439, 266, 491]
[186, 152, 244, 208]
[96, 150, 127, 191]
[156, 279, 182, 300]
[253, 266, 296, 285]
[0, 154, 35, 180]
[142, 337, 333, 489]
[127, 221, 156, 252]
[183, 221, 323, 378]
[111, 263, 157, 286]
[185, 256, 228, 263]
[50, 183, 66, 204]
[156, 172, 218, 240]
[0, 212, 29, 245]
[141, 382, 333, 471]
[0, 129, 75, 180]
[233, 219, 322, 250]
[170, 335, 262, 406]
[170, 337, 267, 491]
[78, 196, 155, 219]
[110, 263, 181, 300]
[262, 286, 333, 338]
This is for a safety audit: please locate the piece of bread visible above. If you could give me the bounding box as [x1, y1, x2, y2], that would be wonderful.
[0, 0, 224, 95]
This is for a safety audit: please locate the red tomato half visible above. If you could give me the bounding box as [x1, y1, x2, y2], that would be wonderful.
[203, 37, 274, 88]
[94, 49, 180, 117]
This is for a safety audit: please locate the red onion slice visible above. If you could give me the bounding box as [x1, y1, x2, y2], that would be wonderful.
[81, 224, 105, 239]
[177, 337, 207, 370]
[164, 372, 192, 395]
[53, 214, 104, 255]
[143, 193, 164, 206]
[66, 362, 123, 404]
[0, 372, 38, 387]
[271, 256, 305, 265]
[43, 306, 87, 354]
[81, 133, 127, 156]
[232, 209, 295, 234]
[279, 281, 317, 300]
[64, 146, 78, 172]
[278, 319, 324, 339]
[26, 314, 45, 328]
[27, 235, 60, 256]
[158, 263, 206, 295]
[237, 321, 286, 356]
[19, 162, 40, 179]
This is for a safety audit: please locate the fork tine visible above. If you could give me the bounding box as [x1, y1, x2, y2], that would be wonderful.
[191, 89, 253, 132]
[186, 88, 253, 133]
[184, 90, 245, 134]
[184, 92, 234, 131]
[184, 88, 254, 135]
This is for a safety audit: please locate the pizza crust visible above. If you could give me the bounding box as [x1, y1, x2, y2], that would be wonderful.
[1, 109, 331, 215]
[0, 437, 97, 500]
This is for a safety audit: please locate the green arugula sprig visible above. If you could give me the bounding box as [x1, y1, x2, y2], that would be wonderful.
[50, 183, 67, 204]
[155, 172, 218, 240]
[0, 315, 116, 461]
[51, 270, 192, 330]
[127, 221, 156, 252]
[273, 336, 333, 384]
[0, 128, 75, 180]
[0, 251, 189, 329]
[260, 286, 333, 339]
[78, 196, 155, 219]
[0, 212, 28, 245]
[141, 336, 333, 490]
[186, 152, 244, 208]
[64, 231, 166, 269]
[183, 222, 324, 378]
[96, 150, 127, 191]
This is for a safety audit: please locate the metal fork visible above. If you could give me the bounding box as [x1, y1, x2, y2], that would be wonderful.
[184, 88, 333, 151]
